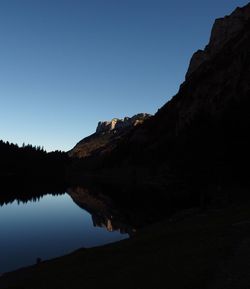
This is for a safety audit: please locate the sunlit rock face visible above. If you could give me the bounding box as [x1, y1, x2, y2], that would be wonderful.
[186, 3, 250, 78]
[96, 113, 151, 134]
[68, 113, 151, 158]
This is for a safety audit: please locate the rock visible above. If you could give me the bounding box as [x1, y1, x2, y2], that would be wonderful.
[186, 3, 250, 79]
[69, 113, 151, 158]
[96, 113, 151, 134]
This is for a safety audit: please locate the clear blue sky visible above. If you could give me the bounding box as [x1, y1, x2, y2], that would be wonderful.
[0, 0, 249, 151]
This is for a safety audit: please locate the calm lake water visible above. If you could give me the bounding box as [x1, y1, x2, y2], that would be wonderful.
[0, 192, 128, 273]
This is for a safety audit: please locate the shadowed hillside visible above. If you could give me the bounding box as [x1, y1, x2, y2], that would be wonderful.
[70, 3, 250, 198]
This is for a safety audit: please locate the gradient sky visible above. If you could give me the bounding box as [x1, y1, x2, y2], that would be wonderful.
[0, 0, 249, 151]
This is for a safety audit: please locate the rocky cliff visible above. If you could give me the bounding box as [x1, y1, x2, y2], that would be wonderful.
[186, 3, 250, 78]
[96, 113, 151, 134]
[69, 113, 151, 158]
[75, 3, 250, 190]
[70, 3, 250, 192]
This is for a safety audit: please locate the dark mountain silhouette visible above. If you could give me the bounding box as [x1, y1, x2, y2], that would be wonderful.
[71, 3, 250, 201]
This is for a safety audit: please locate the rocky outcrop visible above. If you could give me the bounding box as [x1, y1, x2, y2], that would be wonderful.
[186, 3, 250, 78]
[96, 113, 151, 134]
[69, 113, 151, 158]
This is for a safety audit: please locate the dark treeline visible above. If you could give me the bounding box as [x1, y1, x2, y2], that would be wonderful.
[0, 140, 70, 181]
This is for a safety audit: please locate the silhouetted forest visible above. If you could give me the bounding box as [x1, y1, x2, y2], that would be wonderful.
[0, 140, 70, 181]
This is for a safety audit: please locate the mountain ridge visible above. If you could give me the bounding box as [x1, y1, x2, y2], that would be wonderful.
[69, 113, 151, 158]
[186, 2, 250, 78]
[69, 2, 250, 191]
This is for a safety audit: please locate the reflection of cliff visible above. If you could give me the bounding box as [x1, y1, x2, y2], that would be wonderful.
[92, 215, 132, 235]
[67, 187, 135, 235]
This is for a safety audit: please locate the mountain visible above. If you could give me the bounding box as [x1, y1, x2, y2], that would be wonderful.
[71, 3, 250, 193]
[186, 4, 250, 78]
[69, 4, 250, 196]
[69, 113, 151, 158]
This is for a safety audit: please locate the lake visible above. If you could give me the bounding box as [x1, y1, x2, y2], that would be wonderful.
[0, 190, 129, 274]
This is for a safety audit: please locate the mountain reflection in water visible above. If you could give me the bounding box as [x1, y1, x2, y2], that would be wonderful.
[0, 185, 131, 274]
[68, 186, 136, 235]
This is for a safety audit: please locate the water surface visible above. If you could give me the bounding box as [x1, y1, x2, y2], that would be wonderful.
[0, 192, 128, 273]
